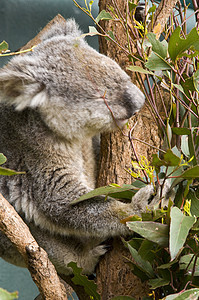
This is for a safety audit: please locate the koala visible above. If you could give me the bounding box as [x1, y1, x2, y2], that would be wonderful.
[0, 19, 146, 275]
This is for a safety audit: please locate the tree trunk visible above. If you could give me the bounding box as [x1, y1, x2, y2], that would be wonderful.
[96, 0, 177, 299]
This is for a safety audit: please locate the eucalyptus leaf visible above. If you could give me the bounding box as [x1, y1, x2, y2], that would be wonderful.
[127, 65, 154, 75]
[105, 31, 116, 41]
[168, 26, 199, 62]
[171, 146, 182, 158]
[172, 128, 190, 136]
[180, 166, 199, 179]
[179, 254, 199, 276]
[163, 288, 199, 299]
[148, 4, 156, 13]
[147, 33, 168, 58]
[181, 135, 190, 157]
[145, 52, 171, 71]
[148, 278, 170, 289]
[188, 189, 199, 217]
[71, 184, 137, 205]
[157, 257, 178, 269]
[111, 297, 136, 300]
[88, 26, 100, 35]
[0, 41, 9, 53]
[138, 240, 156, 262]
[129, 2, 137, 12]
[68, 262, 100, 300]
[127, 243, 154, 277]
[170, 207, 196, 260]
[0, 288, 18, 300]
[127, 221, 169, 247]
[0, 167, 25, 176]
[0, 153, 7, 165]
[95, 10, 113, 23]
[152, 149, 181, 169]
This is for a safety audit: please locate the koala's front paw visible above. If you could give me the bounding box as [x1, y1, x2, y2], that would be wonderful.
[131, 180, 174, 214]
[131, 184, 155, 214]
[80, 244, 107, 275]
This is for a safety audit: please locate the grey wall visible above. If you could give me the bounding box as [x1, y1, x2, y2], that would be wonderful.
[0, 0, 99, 67]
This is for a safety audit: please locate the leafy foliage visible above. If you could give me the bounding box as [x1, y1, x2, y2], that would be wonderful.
[0, 288, 18, 300]
[73, 0, 199, 298]
[68, 262, 100, 299]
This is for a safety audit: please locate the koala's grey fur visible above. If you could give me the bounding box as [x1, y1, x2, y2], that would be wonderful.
[0, 19, 147, 275]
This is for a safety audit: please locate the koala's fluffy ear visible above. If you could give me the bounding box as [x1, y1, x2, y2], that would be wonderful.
[41, 19, 82, 41]
[0, 57, 47, 111]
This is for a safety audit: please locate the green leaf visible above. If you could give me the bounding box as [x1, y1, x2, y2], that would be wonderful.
[71, 184, 137, 204]
[0, 41, 9, 53]
[170, 207, 196, 260]
[148, 278, 170, 289]
[145, 33, 170, 71]
[180, 166, 199, 179]
[168, 26, 199, 62]
[172, 128, 190, 135]
[129, 2, 137, 12]
[0, 153, 7, 165]
[95, 10, 114, 23]
[127, 243, 154, 277]
[145, 52, 171, 71]
[193, 68, 199, 92]
[188, 189, 199, 217]
[88, 26, 100, 35]
[171, 146, 182, 158]
[0, 167, 25, 176]
[111, 297, 136, 300]
[0, 288, 18, 300]
[105, 31, 116, 41]
[179, 254, 199, 276]
[157, 257, 178, 269]
[127, 65, 154, 75]
[68, 262, 100, 300]
[138, 240, 156, 262]
[147, 33, 168, 58]
[163, 288, 199, 299]
[127, 221, 169, 247]
[188, 134, 197, 166]
[148, 4, 156, 14]
[164, 149, 181, 166]
[181, 76, 196, 95]
[152, 149, 181, 170]
[181, 135, 190, 157]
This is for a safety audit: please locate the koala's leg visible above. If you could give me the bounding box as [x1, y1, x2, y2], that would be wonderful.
[29, 223, 107, 275]
[0, 224, 106, 275]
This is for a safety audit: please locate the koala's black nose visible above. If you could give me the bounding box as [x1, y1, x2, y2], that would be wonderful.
[123, 83, 145, 117]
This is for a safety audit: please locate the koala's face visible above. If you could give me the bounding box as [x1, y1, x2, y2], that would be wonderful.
[0, 19, 145, 139]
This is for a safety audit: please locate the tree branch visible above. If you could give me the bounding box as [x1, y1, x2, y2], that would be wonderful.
[149, 0, 178, 34]
[0, 192, 67, 300]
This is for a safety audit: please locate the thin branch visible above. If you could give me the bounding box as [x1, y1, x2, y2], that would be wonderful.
[0, 193, 67, 300]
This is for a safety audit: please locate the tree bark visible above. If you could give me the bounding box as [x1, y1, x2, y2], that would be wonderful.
[0, 193, 67, 300]
[96, 0, 177, 299]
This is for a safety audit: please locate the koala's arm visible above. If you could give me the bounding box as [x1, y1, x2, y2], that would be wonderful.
[30, 167, 157, 239]
[35, 184, 134, 239]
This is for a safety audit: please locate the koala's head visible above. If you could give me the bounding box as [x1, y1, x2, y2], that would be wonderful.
[0, 19, 145, 140]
